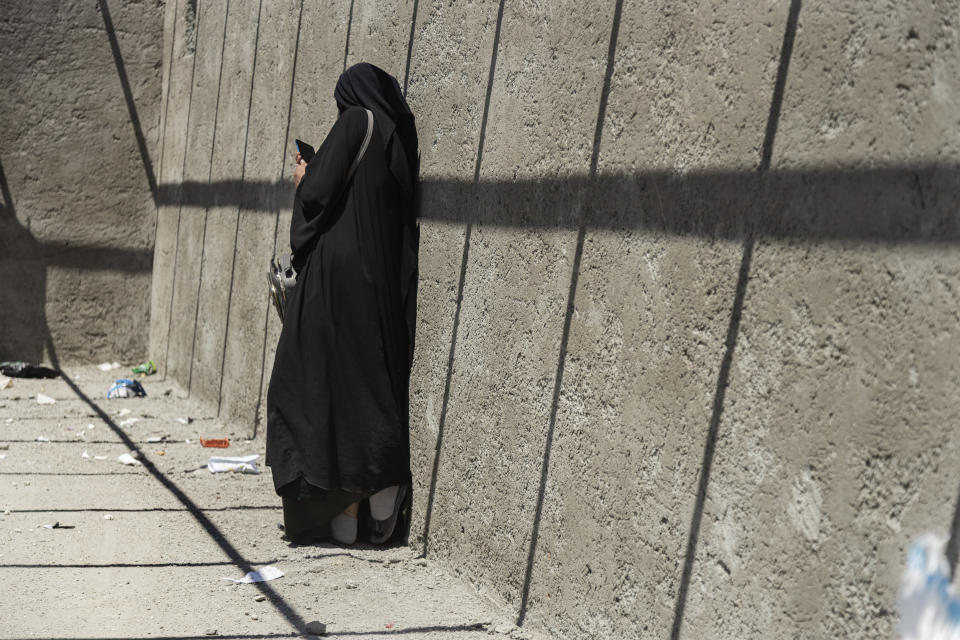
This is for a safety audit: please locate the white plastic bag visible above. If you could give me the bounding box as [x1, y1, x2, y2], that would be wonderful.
[899, 534, 960, 640]
[207, 454, 260, 474]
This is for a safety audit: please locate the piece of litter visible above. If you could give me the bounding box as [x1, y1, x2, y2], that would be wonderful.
[200, 438, 229, 448]
[385, 623, 395, 629]
[118, 418, 139, 427]
[94, 455, 107, 460]
[222, 565, 283, 584]
[36, 436, 50, 443]
[254, 595, 266, 602]
[36, 393, 55, 405]
[304, 621, 327, 635]
[177, 417, 193, 424]
[208, 455, 260, 474]
[81, 451, 90, 459]
[1, 362, 58, 378]
[117, 408, 132, 417]
[185, 439, 191, 444]
[107, 379, 146, 399]
[132, 360, 156, 376]
[97, 362, 121, 371]
[41, 522, 72, 530]
[899, 534, 960, 640]
[2, 510, 10, 515]
[0, 375, 11, 390]
[87, 424, 95, 430]
[0, 454, 7, 460]
[117, 453, 141, 466]
[103, 514, 114, 520]
[146, 436, 165, 443]
[204, 630, 218, 637]
[4, 418, 11, 424]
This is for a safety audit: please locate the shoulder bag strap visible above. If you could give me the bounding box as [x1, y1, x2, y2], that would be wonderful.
[287, 109, 373, 265]
[345, 108, 374, 183]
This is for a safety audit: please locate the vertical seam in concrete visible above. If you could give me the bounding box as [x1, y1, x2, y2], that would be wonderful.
[252, 0, 306, 438]
[420, 0, 507, 558]
[152, 0, 180, 246]
[162, 0, 204, 378]
[186, 0, 233, 396]
[515, 0, 624, 627]
[402, 0, 420, 96]
[668, 2, 801, 638]
[217, 0, 265, 416]
[343, 0, 355, 73]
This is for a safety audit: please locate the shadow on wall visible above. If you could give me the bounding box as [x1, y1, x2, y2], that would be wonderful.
[160, 165, 959, 243]
[0, 159, 46, 363]
[0, 0, 156, 363]
[0, 158, 152, 362]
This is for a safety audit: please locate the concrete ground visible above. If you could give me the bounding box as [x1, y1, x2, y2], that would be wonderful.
[0, 366, 547, 640]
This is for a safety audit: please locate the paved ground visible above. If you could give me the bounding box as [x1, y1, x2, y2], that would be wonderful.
[0, 365, 547, 640]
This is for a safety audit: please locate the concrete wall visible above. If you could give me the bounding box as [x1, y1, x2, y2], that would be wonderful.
[151, 1, 960, 638]
[0, 0, 163, 364]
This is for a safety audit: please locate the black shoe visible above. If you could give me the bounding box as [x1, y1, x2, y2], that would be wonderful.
[364, 485, 409, 545]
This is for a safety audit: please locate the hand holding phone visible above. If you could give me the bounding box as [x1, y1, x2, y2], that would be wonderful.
[295, 139, 316, 164]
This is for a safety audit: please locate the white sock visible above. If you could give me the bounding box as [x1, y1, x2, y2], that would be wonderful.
[369, 485, 401, 520]
[330, 511, 357, 545]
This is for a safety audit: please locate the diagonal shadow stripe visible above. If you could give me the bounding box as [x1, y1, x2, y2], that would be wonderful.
[946, 481, 960, 579]
[516, 0, 624, 626]
[669, 2, 802, 639]
[9, 506, 279, 513]
[2, 561, 278, 569]
[343, 0, 355, 72]
[98, 0, 159, 203]
[0, 636, 297, 640]
[402, 0, 420, 95]
[420, 0, 507, 559]
[45, 338, 308, 634]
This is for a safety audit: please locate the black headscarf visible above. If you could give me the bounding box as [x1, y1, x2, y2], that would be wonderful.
[334, 63, 418, 203]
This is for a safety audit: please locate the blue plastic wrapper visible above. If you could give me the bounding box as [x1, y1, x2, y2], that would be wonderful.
[107, 379, 147, 399]
[899, 534, 960, 640]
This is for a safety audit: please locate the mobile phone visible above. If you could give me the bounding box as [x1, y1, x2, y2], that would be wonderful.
[295, 139, 316, 163]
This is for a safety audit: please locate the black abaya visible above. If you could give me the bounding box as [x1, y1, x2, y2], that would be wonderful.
[266, 77, 418, 499]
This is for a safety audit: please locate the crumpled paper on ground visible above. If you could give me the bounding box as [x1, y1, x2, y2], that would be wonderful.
[899, 534, 960, 640]
[221, 565, 283, 584]
[118, 453, 141, 466]
[208, 454, 259, 474]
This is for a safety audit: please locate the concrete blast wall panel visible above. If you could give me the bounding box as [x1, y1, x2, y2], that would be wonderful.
[150, 1, 960, 638]
[1, 1, 164, 364]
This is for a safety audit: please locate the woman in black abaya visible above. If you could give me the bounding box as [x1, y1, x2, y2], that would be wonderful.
[266, 63, 418, 545]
